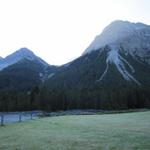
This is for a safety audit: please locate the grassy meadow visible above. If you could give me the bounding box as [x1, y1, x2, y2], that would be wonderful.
[0, 111, 150, 150]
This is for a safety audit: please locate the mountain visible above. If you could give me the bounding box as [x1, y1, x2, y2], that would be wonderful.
[82, 20, 150, 85]
[83, 20, 150, 60]
[0, 48, 57, 91]
[44, 20, 150, 110]
[0, 48, 58, 111]
[0, 47, 49, 70]
[46, 20, 150, 87]
[0, 20, 150, 111]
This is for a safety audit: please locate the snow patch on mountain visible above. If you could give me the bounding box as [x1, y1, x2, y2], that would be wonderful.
[98, 63, 109, 81]
[39, 73, 44, 78]
[98, 48, 141, 85]
[119, 56, 135, 73]
[48, 73, 55, 79]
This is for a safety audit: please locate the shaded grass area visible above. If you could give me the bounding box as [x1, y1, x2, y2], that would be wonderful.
[0, 111, 150, 150]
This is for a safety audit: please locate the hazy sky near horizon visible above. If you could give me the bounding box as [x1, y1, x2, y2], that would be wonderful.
[0, 0, 149, 65]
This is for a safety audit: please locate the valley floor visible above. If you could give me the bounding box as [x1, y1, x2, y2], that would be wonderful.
[0, 111, 150, 150]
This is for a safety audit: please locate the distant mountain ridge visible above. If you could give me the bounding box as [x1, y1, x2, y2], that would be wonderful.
[0, 48, 57, 91]
[0, 21, 150, 88]
[0, 20, 150, 111]
[0, 47, 49, 70]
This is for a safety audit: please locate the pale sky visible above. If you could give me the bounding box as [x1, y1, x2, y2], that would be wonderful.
[0, 0, 150, 65]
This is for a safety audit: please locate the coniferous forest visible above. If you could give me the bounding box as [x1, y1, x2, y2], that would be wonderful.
[0, 85, 150, 112]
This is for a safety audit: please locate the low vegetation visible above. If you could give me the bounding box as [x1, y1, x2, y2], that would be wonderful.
[0, 111, 150, 150]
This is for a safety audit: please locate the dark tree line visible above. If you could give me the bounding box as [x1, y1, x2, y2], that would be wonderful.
[0, 85, 150, 112]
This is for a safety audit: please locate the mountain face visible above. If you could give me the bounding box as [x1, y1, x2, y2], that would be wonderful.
[0, 48, 57, 91]
[81, 20, 150, 85]
[44, 20, 150, 110]
[83, 20, 150, 60]
[46, 20, 150, 87]
[0, 48, 49, 70]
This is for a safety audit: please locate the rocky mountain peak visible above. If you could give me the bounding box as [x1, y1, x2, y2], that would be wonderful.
[0, 47, 49, 70]
[83, 20, 150, 58]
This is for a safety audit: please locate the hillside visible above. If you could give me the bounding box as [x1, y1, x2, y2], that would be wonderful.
[0, 20, 150, 111]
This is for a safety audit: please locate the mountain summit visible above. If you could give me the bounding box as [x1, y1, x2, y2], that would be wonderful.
[0, 47, 49, 70]
[81, 20, 150, 85]
[83, 20, 150, 60]
[0, 47, 58, 91]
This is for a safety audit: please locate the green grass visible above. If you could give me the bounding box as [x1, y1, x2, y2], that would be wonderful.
[0, 111, 150, 150]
